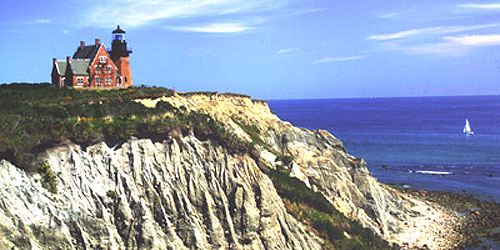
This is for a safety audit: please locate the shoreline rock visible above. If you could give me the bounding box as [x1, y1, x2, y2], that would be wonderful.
[390, 184, 500, 249]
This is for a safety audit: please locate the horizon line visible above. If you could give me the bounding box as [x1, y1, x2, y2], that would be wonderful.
[266, 93, 500, 101]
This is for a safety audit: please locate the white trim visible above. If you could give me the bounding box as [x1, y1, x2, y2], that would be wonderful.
[54, 61, 60, 75]
[76, 76, 84, 85]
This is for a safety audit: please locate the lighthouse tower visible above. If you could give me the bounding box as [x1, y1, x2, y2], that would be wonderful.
[110, 25, 133, 87]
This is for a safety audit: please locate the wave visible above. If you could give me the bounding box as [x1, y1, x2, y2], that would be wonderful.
[414, 170, 453, 175]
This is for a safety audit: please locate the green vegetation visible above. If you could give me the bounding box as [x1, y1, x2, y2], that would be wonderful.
[230, 116, 280, 155]
[0, 83, 174, 106]
[275, 155, 294, 167]
[0, 83, 396, 248]
[0, 83, 249, 170]
[230, 116, 393, 249]
[268, 167, 395, 250]
[38, 161, 58, 194]
[106, 190, 117, 199]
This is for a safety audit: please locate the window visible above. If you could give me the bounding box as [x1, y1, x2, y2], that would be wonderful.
[124, 76, 128, 83]
[95, 77, 101, 86]
[76, 77, 84, 85]
[95, 65, 102, 73]
[105, 77, 112, 85]
[105, 65, 111, 73]
[99, 56, 106, 63]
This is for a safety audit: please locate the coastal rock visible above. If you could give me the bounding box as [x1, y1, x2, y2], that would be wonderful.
[0, 137, 322, 249]
[136, 93, 464, 249]
[0, 93, 464, 249]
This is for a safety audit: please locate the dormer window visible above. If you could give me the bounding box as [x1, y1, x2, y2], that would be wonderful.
[99, 56, 106, 63]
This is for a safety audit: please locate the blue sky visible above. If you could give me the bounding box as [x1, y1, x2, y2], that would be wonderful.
[1, 0, 500, 99]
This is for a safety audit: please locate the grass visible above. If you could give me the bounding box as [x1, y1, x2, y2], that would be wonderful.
[267, 167, 396, 250]
[229, 115, 394, 249]
[0, 83, 395, 248]
[230, 116, 280, 155]
[0, 83, 249, 170]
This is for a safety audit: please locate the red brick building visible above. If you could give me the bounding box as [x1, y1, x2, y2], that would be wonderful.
[52, 26, 133, 88]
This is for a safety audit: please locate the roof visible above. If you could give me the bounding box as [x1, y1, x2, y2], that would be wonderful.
[73, 45, 100, 60]
[70, 60, 90, 75]
[112, 25, 126, 34]
[55, 61, 67, 75]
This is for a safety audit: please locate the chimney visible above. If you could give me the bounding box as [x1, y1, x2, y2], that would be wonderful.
[95, 38, 100, 45]
[80, 41, 85, 48]
[66, 56, 71, 63]
[53, 58, 57, 64]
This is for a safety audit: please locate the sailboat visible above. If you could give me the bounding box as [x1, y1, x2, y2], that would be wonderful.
[463, 118, 475, 135]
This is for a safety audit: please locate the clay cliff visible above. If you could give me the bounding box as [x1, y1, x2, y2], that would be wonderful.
[0, 92, 464, 249]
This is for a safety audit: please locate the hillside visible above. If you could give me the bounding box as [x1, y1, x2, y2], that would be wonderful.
[0, 84, 467, 249]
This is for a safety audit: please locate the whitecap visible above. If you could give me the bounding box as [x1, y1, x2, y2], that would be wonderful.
[415, 170, 453, 175]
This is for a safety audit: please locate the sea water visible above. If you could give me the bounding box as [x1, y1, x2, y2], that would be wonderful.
[268, 96, 500, 201]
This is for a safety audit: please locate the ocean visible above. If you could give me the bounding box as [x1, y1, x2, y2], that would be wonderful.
[268, 95, 500, 202]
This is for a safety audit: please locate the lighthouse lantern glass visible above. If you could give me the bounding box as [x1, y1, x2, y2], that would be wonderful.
[114, 34, 124, 41]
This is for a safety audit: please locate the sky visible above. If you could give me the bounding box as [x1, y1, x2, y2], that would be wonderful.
[1, 0, 500, 99]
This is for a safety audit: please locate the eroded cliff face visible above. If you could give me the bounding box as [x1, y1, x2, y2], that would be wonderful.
[0, 93, 463, 249]
[136, 93, 464, 249]
[0, 136, 322, 249]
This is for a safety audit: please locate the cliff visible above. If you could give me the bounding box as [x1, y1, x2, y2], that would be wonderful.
[0, 90, 465, 249]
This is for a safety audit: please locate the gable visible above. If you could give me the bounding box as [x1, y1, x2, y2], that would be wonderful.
[89, 45, 118, 71]
[54, 61, 67, 76]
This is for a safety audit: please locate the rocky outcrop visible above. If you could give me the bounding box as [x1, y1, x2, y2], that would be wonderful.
[0, 136, 322, 249]
[0, 93, 463, 249]
[137, 93, 464, 249]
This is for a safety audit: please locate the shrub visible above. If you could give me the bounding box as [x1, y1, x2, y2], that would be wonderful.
[276, 155, 294, 167]
[0, 84, 177, 169]
[106, 190, 117, 199]
[267, 167, 394, 249]
[38, 161, 58, 194]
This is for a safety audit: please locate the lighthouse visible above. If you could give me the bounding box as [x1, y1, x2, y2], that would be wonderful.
[110, 25, 133, 87]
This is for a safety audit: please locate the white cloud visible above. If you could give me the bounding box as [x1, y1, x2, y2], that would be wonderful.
[169, 23, 250, 33]
[314, 55, 365, 64]
[277, 48, 293, 54]
[83, 0, 290, 28]
[368, 23, 500, 40]
[29, 19, 51, 25]
[459, 3, 500, 9]
[369, 29, 423, 40]
[378, 13, 400, 19]
[387, 34, 500, 56]
[445, 34, 500, 46]
[403, 43, 465, 56]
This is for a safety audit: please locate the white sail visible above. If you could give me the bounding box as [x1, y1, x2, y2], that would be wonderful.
[463, 118, 474, 135]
